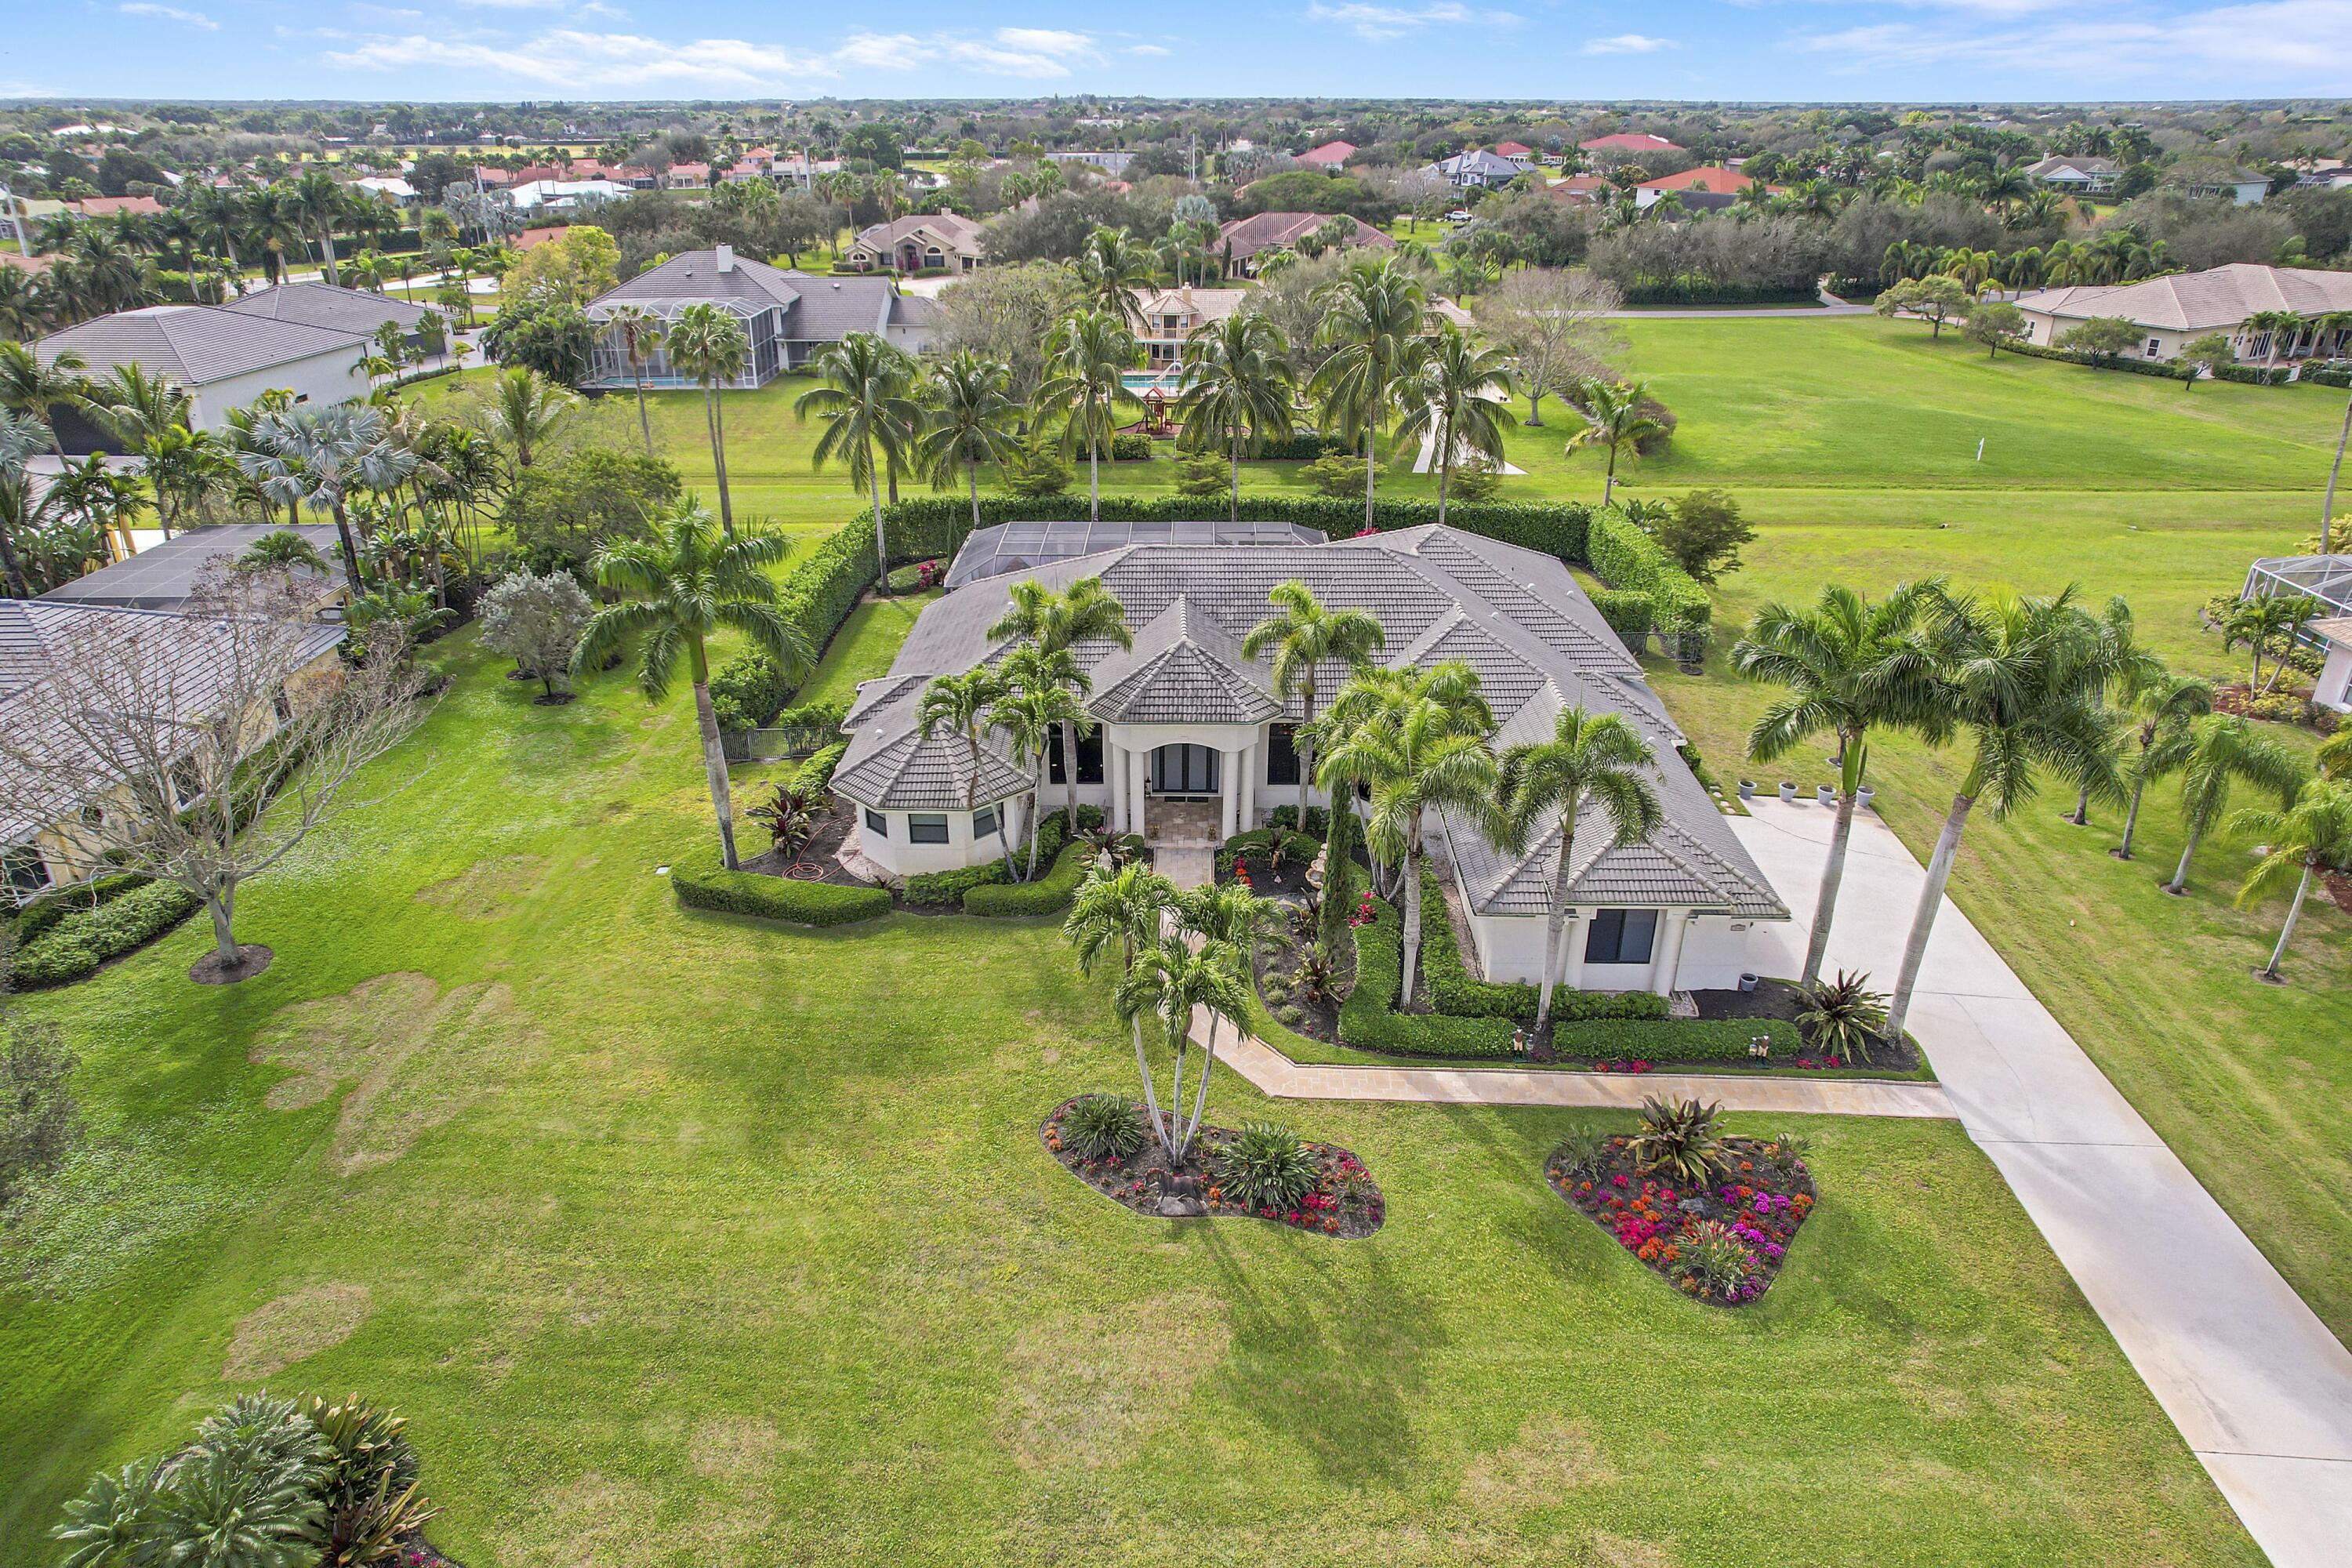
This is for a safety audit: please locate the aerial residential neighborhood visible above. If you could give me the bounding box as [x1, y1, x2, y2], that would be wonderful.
[1, 21, 2351, 1568]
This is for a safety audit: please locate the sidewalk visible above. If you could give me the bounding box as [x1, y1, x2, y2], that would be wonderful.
[1730, 797, 2352, 1566]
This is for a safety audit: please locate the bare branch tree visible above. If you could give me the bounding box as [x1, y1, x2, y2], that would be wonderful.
[0, 565, 433, 982]
[1473, 269, 1625, 427]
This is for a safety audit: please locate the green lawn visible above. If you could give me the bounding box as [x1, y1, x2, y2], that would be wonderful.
[0, 635, 2260, 1566]
[791, 588, 939, 710]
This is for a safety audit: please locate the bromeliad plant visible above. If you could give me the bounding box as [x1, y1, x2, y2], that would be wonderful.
[1626, 1096, 1730, 1185]
[1215, 1121, 1319, 1210]
[1797, 970, 1890, 1065]
[1060, 1093, 1148, 1162]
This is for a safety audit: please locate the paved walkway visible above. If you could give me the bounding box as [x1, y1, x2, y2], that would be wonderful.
[1730, 797, 2352, 1566]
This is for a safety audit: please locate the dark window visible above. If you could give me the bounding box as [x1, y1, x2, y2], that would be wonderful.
[79, 803, 104, 829]
[864, 808, 887, 836]
[2, 844, 48, 901]
[1265, 724, 1301, 786]
[908, 813, 950, 844]
[1584, 909, 1659, 966]
[1150, 743, 1219, 795]
[972, 806, 998, 840]
[1046, 727, 1105, 785]
[273, 687, 294, 724]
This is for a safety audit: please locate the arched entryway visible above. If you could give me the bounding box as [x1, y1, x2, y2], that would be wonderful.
[897, 241, 921, 272]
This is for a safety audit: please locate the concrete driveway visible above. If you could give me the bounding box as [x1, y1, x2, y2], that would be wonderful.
[1731, 797, 2352, 1566]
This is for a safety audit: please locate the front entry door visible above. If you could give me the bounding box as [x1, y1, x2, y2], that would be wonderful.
[1150, 743, 1219, 797]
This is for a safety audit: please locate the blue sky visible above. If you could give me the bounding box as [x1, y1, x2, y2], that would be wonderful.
[5, 0, 2350, 104]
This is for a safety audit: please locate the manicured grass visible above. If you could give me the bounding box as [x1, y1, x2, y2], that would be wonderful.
[0, 635, 2259, 1566]
[791, 588, 938, 710]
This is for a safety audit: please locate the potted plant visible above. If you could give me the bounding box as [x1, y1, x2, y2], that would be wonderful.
[1737, 779, 1756, 800]
[1777, 781, 1797, 803]
[1856, 785, 1876, 810]
[1817, 784, 1836, 805]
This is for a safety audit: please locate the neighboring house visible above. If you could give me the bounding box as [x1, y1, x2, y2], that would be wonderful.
[2020, 154, 2120, 194]
[1216, 211, 1395, 275]
[0, 596, 345, 904]
[1547, 175, 1607, 205]
[38, 523, 346, 612]
[1134, 286, 1247, 367]
[64, 194, 165, 219]
[2165, 164, 2271, 205]
[834, 522, 1787, 993]
[581, 246, 936, 390]
[504, 179, 628, 213]
[34, 304, 368, 452]
[1579, 132, 1685, 155]
[2308, 617, 2352, 715]
[351, 176, 419, 208]
[1296, 140, 1356, 170]
[843, 212, 987, 275]
[1634, 165, 1764, 210]
[2296, 162, 2352, 191]
[1494, 141, 1535, 161]
[1047, 151, 1136, 176]
[664, 162, 712, 190]
[1424, 149, 1531, 190]
[2013, 264, 2352, 362]
[219, 281, 430, 352]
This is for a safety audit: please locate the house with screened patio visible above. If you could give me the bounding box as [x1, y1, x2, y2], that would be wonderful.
[830, 521, 1787, 996]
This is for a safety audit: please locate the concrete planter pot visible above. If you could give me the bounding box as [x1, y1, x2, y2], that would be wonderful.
[1817, 785, 1836, 805]
[1737, 779, 1756, 800]
[1857, 786, 1876, 811]
[1777, 782, 1797, 803]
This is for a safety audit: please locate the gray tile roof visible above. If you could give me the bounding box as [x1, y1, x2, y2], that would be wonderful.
[38, 524, 343, 611]
[828, 691, 1036, 811]
[829, 524, 1781, 918]
[219, 282, 428, 338]
[774, 270, 898, 340]
[37, 304, 362, 387]
[591, 249, 804, 314]
[589, 250, 906, 344]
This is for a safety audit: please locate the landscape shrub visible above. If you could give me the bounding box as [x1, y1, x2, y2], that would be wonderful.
[902, 807, 1102, 907]
[1060, 1094, 1146, 1160]
[670, 847, 892, 927]
[5, 870, 153, 947]
[11, 880, 201, 989]
[1548, 1018, 1782, 1060]
[798, 740, 848, 793]
[1588, 587, 1657, 648]
[1338, 897, 1519, 1058]
[2305, 368, 2352, 390]
[1215, 828, 1321, 880]
[964, 842, 1087, 916]
[709, 648, 799, 731]
[1587, 506, 1712, 636]
[1416, 876, 1667, 1022]
[1214, 1121, 1319, 1209]
[2214, 364, 2292, 386]
[2001, 339, 2189, 379]
[1267, 805, 1329, 837]
[712, 520, 893, 729]
[1109, 433, 1153, 461]
[1253, 431, 1338, 461]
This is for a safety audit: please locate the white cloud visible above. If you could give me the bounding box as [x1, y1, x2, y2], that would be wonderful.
[1583, 32, 1676, 52]
[1127, 42, 1173, 54]
[1797, 0, 2352, 82]
[325, 24, 1109, 87]
[1302, 2, 1518, 42]
[121, 2, 220, 28]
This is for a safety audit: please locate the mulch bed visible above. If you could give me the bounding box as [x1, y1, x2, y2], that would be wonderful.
[190, 944, 274, 985]
[1041, 1097, 1385, 1237]
[737, 808, 869, 888]
[1687, 980, 1924, 1073]
[1548, 1134, 1816, 1307]
[1249, 920, 1348, 1044]
[1227, 848, 1317, 904]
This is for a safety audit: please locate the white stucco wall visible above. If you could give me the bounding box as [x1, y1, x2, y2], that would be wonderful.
[1466, 907, 1775, 993]
[858, 795, 1029, 878]
[2318, 644, 2352, 714]
[183, 344, 369, 432]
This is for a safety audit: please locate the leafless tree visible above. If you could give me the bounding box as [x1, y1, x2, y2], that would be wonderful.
[1474, 269, 1625, 427]
[0, 566, 433, 982]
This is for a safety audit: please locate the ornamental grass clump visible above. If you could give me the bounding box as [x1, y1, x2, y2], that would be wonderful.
[1215, 1120, 1319, 1210]
[1798, 970, 1889, 1065]
[1549, 1124, 1610, 1179]
[1626, 1096, 1728, 1185]
[1670, 1219, 1761, 1301]
[1060, 1094, 1147, 1162]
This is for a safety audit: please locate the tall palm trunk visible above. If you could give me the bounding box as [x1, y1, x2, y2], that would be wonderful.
[1602, 445, 1620, 506]
[1362, 419, 1377, 533]
[1534, 800, 1581, 1034]
[328, 499, 364, 592]
[1087, 394, 1102, 521]
[1804, 783, 1860, 990]
[2116, 770, 2151, 859]
[1884, 790, 1973, 1046]
[633, 365, 653, 456]
[1229, 427, 1243, 523]
[0, 524, 30, 597]
[317, 223, 339, 286]
[2323, 386, 2352, 554]
[2259, 865, 2314, 980]
[2167, 826, 2204, 895]
[706, 384, 735, 535]
[1399, 833, 1425, 1008]
[967, 459, 982, 552]
[1058, 718, 1081, 838]
[869, 457, 888, 593]
[1133, 1013, 1176, 1164]
[1434, 411, 1452, 528]
[690, 669, 740, 871]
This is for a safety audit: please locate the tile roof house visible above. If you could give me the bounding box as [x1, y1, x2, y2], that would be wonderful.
[2013, 264, 2352, 363]
[1634, 165, 1766, 210]
[1547, 175, 1608, 205]
[219, 282, 429, 346]
[833, 524, 1784, 993]
[1494, 141, 1534, 160]
[2021, 154, 2121, 194]
[1134, 285, 1249, 368]
[1216, 212, 1395, 275]
[1296, 140, 1356, 170]
[1424, 149, 1531, 190]
[581, 246, 938, 389]
[1579, 132, 1685, 154]
[843, 212, 987, 275]
[34, 303, 370, 452]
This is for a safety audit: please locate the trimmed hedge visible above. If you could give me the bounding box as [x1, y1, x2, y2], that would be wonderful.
[902, 807, 1102, 907]
[964, 842, 1087, 916]
[708, 516, 901, 730]
[2304, 367, 2352, 390]
[5, 870, 154, 946]
[800, 740, 848, 793]
[1416, 875, 1668, 1024]
[1253, 431, 1341, 461]
[710, 648, 798, 732]
[1588, 587, 1657, 649]
[2213, 364, 2293, 386]
[1338, 896, 1519, 1058]
[1109, 433, 1154, 461]
[1550, 1018, 1784, 1061]
[1266, 805, 1329, 837]
[12, 880, 201, 989]
[2002, 339, 2189, 379]
[671, 847, 893, 927]
[1215, 827, 1322, 880]
[1587, 506, 1711, 637]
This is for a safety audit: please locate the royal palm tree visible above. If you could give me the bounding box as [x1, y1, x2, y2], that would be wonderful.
[1175, 312, 1294, 521]
[913, 350, 1021, 550]
[2164, 713, 2303, 895]
[1038, 309, 1142, 522]
[290, 167, 348, 285]
[1733, 580, 1945, 988]
[1318, 662, 1504, 1007]
[0, 339, 86, 458]
[1392, 323, 1513, 526]
[989, 575, 1131, 830]
[1240, 580, 1386, 818]
[1312, 255, 1430, 533]
[1497, 706, 1663, 1035]
[183, 182, 249, 287]
[1069, 225, 1155, 327]
[1065, 858, 1178, 981]
[481, 365, 576, 470]
[1169, 880, 1281, 1145]
[2231, 778, 2352, 983]
[237, 402, 419, 591]
[1112, 938, 1249, 1168]
[599, 306, 665, 456]
[1566, 377, 1664, 507]
[1882, 590, 2122, 1047]
[918, 666, 1013, 866]
[666, 303, 750, 535]
[571, 501, 808, 872]
[797, 332, 921, 584]
[2113, 673, 2214, 861]
[245, 183, 310, 287]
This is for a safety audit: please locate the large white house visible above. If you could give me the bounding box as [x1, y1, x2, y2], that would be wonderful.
[831, 523, 1787, 996]
[582, 247, 938, 390]
[2013, 263, 2352, 363]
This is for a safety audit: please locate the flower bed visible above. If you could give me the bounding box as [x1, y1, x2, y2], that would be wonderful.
[1548, 1133, 1816, 1306]
[1040, 1097, 1385, 1238]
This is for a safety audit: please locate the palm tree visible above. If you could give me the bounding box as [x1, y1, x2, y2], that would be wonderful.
[1069, 225, 1155, 327]
[1392, 323, 1513, 526]
[2319, 728, 2352, 782]
[0, 411, 48, 595]
[600, 306, 665, 456]
[1240, 580, 1386, 818]
[2243, 309, 2305, 370]
[237, 402, 419, 591]
[1732, 581, 1945, 988]
[1882, 590, 2122, 1047]
[481, 365, 576, 470]
[245, 184, 310, 287]
[913, 350, 1021, 551]
[1112, 938, 1250, 1169]
[571, 501, 809, 872]
[1065, 858, 1178, 982]
[918, 666, 1014, 868]
[290, 168, 348, 285]
[1312, 255, 1431, 534]
[1169, 880, 1281, 1145]
[2063, 597, 2164, 827]
[2231, 779, 2352, 983]
[991, 673, 1084, 879]
[666, 303, 751, 535]
[1497, 707, 1663, 1035]
[1175, 312, 1294, 521]
[989, 575, 1131, 830]
[2164, 713, 2303, 895]
[797, 332, 921, 585]
[0, 339, 86, 458]
[1566, 377, 1664, 507]
[1038, 309, 1142, 522]
[1317, 663, 1503, 1007]
[183, 182, 249, 286]
[2112, 673, 2214, 861]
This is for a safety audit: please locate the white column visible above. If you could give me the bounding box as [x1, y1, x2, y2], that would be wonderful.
[1218, 749, 1239, 839]
[1109, 743, 1129, 833]
[1129, 743, 1149, 836]
[1651, 910, 1691, 997]
[1239, 742, 1257, 829]
[1559, 913, 1586, 991]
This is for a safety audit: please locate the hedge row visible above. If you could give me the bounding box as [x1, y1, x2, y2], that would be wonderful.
[5, 870, 154, 947]
[1414, 875, 1668, 1024]
[800, 740, 848, 793]
[12, 880, 202, 989]
[671, 846, 894, 927]
[1338, 896, 1519, 1058]
[2213, 364, 2295, 386]
[1586, 506, 1711, 637]
[712, 517, 902, 730]
[964, 842, 1089, 916]
[1549, 1018, 1784, 1060]
[902, 807, 1102, 907]
[2002, 339, 2188, 379]
[2304, 367, 2352, 390]
[1588, 588, 1657, 651]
